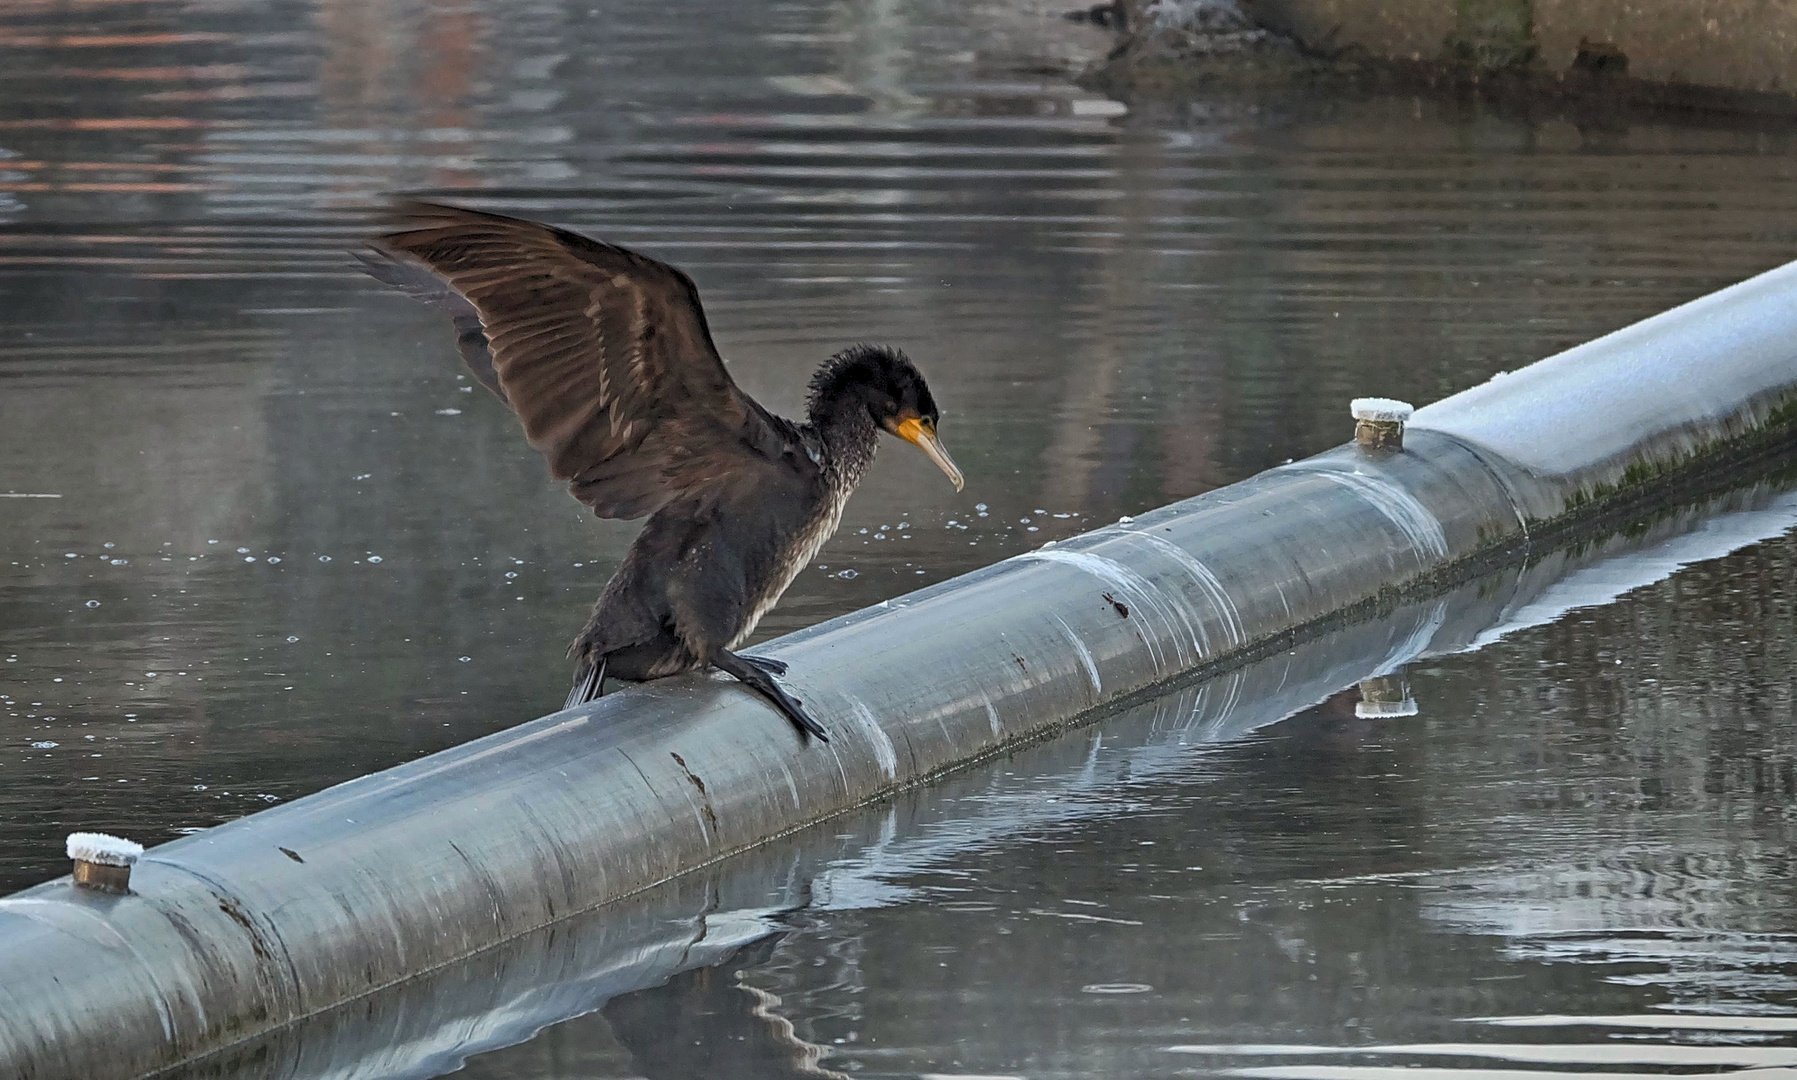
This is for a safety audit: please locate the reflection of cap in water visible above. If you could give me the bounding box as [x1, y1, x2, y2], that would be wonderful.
[1355, 672, 1418, 719]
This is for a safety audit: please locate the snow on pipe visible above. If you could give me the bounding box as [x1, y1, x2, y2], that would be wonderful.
[4, 262, 1797, 1080]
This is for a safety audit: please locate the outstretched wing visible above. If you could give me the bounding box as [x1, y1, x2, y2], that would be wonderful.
[366, 201, 806, 519]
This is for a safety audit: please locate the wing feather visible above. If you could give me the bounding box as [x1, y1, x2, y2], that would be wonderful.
[365, 202, 810, 519]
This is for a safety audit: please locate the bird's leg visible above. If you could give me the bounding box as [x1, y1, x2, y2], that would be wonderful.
[712, 648, 827, 743]
[564, 655, 607, 710]
[740, 654, 788, 676]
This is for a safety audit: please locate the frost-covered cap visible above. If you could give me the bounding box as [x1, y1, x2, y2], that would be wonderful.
[1350, 397, 1414, 423]
[66, 832, 143, 867]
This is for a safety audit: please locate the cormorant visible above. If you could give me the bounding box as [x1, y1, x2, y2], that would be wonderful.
[358, 202, 963, 743]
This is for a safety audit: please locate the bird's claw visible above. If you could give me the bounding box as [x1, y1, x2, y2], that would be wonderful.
[742, 654, 788, 676]
[787, 701, 828, 742]
[766, 680, 826, 743]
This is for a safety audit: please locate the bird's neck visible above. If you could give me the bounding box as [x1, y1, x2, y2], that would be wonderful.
[805, 395, 880, 484]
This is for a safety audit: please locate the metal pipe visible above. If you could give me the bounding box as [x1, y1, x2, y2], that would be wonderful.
[93, 476, 1797, 1080]
[4, 262, 1797, 1079]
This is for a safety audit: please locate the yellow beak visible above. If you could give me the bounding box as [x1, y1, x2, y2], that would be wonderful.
[894, 416, 965, 491]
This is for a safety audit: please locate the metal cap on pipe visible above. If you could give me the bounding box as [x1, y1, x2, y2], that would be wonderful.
[1352, 397, 1414, 451]
[65, 832, 142, 893]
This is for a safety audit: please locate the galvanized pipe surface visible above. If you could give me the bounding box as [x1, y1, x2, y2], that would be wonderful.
[1414, 260, 1797, 510]
[122, 477, 1797, 1080]
[4, 263, 1797, 1079]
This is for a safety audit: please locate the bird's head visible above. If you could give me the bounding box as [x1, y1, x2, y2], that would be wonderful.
[811, 344, 964, 490]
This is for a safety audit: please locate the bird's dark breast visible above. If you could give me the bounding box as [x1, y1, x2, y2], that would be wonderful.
[730, 472, 855, 648]
[575, 469, 849, 677]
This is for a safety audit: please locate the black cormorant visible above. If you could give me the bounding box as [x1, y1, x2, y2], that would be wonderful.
[358, 203, 963, 743]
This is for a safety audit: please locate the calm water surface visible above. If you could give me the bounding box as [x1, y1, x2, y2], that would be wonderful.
[2, 0, 1796, 1073]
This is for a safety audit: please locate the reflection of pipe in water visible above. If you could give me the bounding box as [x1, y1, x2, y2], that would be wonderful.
[603, 934, 851, 1080]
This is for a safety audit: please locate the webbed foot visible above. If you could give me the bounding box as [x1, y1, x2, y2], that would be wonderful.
[713, 648, 828, 743]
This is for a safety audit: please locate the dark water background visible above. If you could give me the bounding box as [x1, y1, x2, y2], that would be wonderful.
[2, 0, 1796, 1075]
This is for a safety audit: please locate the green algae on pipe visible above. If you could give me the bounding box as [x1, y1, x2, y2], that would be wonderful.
[3, 262, 1797, 1080]
[1413, 260, 1797, 519]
